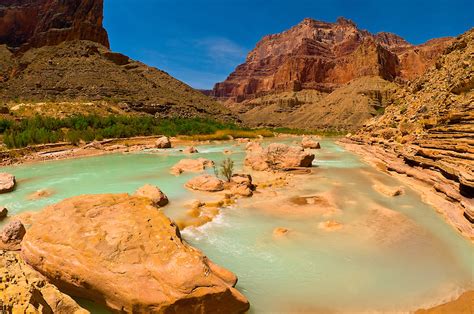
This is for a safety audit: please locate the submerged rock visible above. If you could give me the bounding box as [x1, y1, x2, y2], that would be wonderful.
[171, 158, 215, 175]
[155, 136, 171, 148]
[0, 251, 89, 314]
[273, 227, 291, 238]
[134, 184, 169, 207]
[186, 174, 225, 192]
[373, 184, 405, 197]
[245, 143, 314, 171]
[318, 220, 343, 231]
[301, 137, 321, 149]
[0, 173, 16, 193]
[0, 220, 26, 251]
[21, 193, 249, 313]
[26, 188, 54, 200]
[183, 146, 199, 154]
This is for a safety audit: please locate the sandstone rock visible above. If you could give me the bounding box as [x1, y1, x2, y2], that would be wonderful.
[373, 184, 405, 197]
[228, 174, 255, 197]
[273, 227, 291, 238]
[301, 137, 321, 149]
[245, 143, 314, 171]
[212, 17, 451, 101]
[26, 188, 54, 200]
[186, 175, 225, 192]
[0, 220, 26, 251]
[155, 136, 171, 148]
[21, 193, 250, 313]
[0, 173, 16, 193]
[245, 141, 263, 152]
[0, 251, 89, 313]
[134, 184, 169, 207]
[0, 207, 7, 220]
[183, 146, 199, 154]
[318, 220, 343, 231]
[171, 158, 215, 175]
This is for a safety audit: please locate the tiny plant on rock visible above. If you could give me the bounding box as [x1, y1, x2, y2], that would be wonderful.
[219, 158, 234, 182]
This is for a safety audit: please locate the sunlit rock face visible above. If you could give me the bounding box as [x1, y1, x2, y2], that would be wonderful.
[0, 0, 109, 51]
[212, 17, 453, 101]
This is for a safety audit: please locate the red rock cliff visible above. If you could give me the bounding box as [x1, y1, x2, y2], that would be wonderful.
[0, 0, 109, 51]
[213, 18, 453, 101]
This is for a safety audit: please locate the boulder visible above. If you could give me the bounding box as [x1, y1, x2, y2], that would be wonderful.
[0, 207, 7, 220]
[245, 143, 314, 171]
[171, 158, 214, 175]
[155, 136, 171, 148]
[183, 146, 199, 154]
[0, 220, 26, 251]
[0, 173, 16, 193]
[301, 137, 321, 149]
[0, 251, 89, 314]
[186, 175, 225, 192]
[245, 141, 263, 152]
[134, 184, 169, 207]
[20, 194, 249, 313]
[229, 174, 255, 197]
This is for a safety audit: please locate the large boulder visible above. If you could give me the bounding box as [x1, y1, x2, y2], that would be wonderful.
[133, 184, 169, 207]
[183, 146, 199, 154]
[229, 174, 256, 197]
[245, 143, 314, 171]
[171, 158, 214, 175]
[186, 175, 225, 192]
[0, 251, 89, 314]
[21, 194, 249, 313]
[0, 220, 26, 251]
[301, 137, 321, 149]
[155, 136, 172, 148]
[0, 173, 16, 193]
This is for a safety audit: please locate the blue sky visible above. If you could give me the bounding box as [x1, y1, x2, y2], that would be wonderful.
[104, 0, 473, 89]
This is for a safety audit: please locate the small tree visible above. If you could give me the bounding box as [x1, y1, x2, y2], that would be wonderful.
[219, 158, 234, 182]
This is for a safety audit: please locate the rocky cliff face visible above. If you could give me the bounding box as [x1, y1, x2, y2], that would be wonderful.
[212, 18, 453, 101]
[0, 0, 109, 51]
[348, 28, 474, 224]
[0, 0, 232, 120]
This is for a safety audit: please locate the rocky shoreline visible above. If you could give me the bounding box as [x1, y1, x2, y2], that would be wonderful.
[340, 138, 473, 241]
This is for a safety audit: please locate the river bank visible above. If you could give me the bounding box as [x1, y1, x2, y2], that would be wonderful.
[339, 138, 473, 242]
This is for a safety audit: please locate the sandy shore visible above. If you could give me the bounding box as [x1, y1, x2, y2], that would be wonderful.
[415, 290, 474, 313]
[339, 139, 473, 242]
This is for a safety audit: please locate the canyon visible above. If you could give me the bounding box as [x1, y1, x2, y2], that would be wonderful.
[211, 18, 454, 130]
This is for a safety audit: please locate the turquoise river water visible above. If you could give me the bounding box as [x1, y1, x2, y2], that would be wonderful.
[0, 138, 472, 313]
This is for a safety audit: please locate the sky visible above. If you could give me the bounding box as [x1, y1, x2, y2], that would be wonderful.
[104, 0, 474, 90]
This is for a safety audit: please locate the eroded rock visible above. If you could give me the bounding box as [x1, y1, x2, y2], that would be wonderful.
[0, 173, 16, 193]
[0, 251, 89, 313]
[171, 158, 214, 175]
[245, 143, 314, 171]
[155, 136, 171, 148]
[301, 137, 321, 149]
[21, 193, 250, 313]
[134, 184, 169, 207]
[0, 220, 26, 251]
[186, 175, 225, 192]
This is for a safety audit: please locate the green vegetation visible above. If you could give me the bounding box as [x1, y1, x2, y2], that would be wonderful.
[181, 129, 274, 141]
[219, 158, 235, 182]
[0, 115, 251, 149]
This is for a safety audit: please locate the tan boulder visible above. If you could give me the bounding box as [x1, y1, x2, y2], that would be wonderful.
[186, 175, 225, 192]
[301, 137, 321, 149]
[0, 251, 89, 314]
[245, 143, 314, 171]
[134, 184, 169, 207]
[229, 174, 255, 197]
[20, 193, 250, 313]
[0, 173, 16, 193]
[0, 220, 26, 251]
[155, 136, 171, 148]
[183, 146, 199, 154]
[171, 158, 215, 175]
[245, 141, 263, 152]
